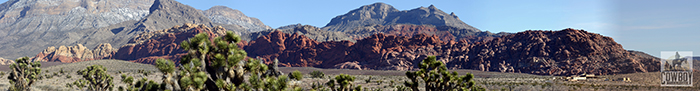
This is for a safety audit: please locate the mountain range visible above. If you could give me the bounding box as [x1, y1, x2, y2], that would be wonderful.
[0, 1, 662, 76]
[0, 0, 270, 59]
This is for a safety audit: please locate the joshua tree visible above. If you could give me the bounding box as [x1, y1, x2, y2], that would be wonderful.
[326, 74, 357, 91]
[156, 58, 180, 90]
[8, 57, 41, 91]
[73, 65, 114, 91]
[404, 56, 485, 91]
[173, 31, 290, 91]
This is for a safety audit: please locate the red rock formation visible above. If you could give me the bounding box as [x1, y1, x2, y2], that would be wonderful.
[31, 43, 115, 63]
[245, 30, 448, 70]
[446, 28, 660, 76]
[34, 23, 656, 76]
[245, 30, 339, 67]
[246, 28, 660, 76]
[112, 23, 228, 64]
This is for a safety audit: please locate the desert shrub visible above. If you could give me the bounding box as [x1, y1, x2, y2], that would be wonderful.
[354, 85, 362, 91]
[291, 70, 303, 81]
[404, 56, 485, 91]
[0, 71, 4, 76]
[71, 65, 114, 91]
[60, 68, 66, 74]
[7, 57, 41, 91]
[390, 80, 395, 86]
[365, 76, 372, 83]
[310, 70, 325, 78]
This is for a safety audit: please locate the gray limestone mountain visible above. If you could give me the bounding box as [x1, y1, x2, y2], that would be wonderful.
[322, 2, 480, 33]
[76, 0, 252, 54]
[202, 6, 271, 32]
[0, 0, 154, 59]
[0, 0, 268, 59]
[277, 23, 303, 30]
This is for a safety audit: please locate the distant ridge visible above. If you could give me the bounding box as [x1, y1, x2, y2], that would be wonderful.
[322, 2, 480, 33]
[0, 0, 269, 59]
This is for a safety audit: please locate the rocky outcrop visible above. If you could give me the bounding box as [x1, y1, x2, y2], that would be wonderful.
[202, 6, 271, 32]
[446, 28, 660, 76]
[245, 30, 447, 70]
[0, 57, 15, 65]
[246, 28, 661, 76]
[322, 2, 480, 33]
[31, 43, 115, 63]
[112, 23, 228, 64]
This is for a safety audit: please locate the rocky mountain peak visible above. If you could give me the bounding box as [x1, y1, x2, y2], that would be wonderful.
[138, 0, 213, 33]
[207, 6, 242, 14]
[322, 2, 480, 33]
[149, 0, 171, 13]
[202, 5, 271, 32]
[358, 2, 399, 13]
[428, 4, 437, 9]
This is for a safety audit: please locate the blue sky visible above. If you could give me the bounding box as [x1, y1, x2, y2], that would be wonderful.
[0, 0, 697, 57]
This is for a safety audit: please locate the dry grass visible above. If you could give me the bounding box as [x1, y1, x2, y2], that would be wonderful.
[0, 60, 162, 91]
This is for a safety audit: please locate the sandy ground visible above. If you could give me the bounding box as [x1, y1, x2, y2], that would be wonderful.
[0, 60, 697, 91]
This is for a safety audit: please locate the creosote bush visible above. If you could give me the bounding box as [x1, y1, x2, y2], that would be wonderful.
[310, 70, 325, 78]
[291, 70, 303, 81]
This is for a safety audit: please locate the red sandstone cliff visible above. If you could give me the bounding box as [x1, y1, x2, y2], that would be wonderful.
[112, 23, 229, 64]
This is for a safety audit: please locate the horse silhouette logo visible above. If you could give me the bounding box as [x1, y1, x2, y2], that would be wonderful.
[663, 52, 691, 71]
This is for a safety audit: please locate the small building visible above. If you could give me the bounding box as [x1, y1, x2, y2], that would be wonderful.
[565, 73, 598, 81]
[585, 74, 595, 78]
[569, 77, 587, 81]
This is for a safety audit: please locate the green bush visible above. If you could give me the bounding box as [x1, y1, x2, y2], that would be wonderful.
[310, 70, 324, 78]
[291, 70, 303, 81]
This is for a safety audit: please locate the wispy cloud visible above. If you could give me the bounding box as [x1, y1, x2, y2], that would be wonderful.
[620, 23, 696, 30]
